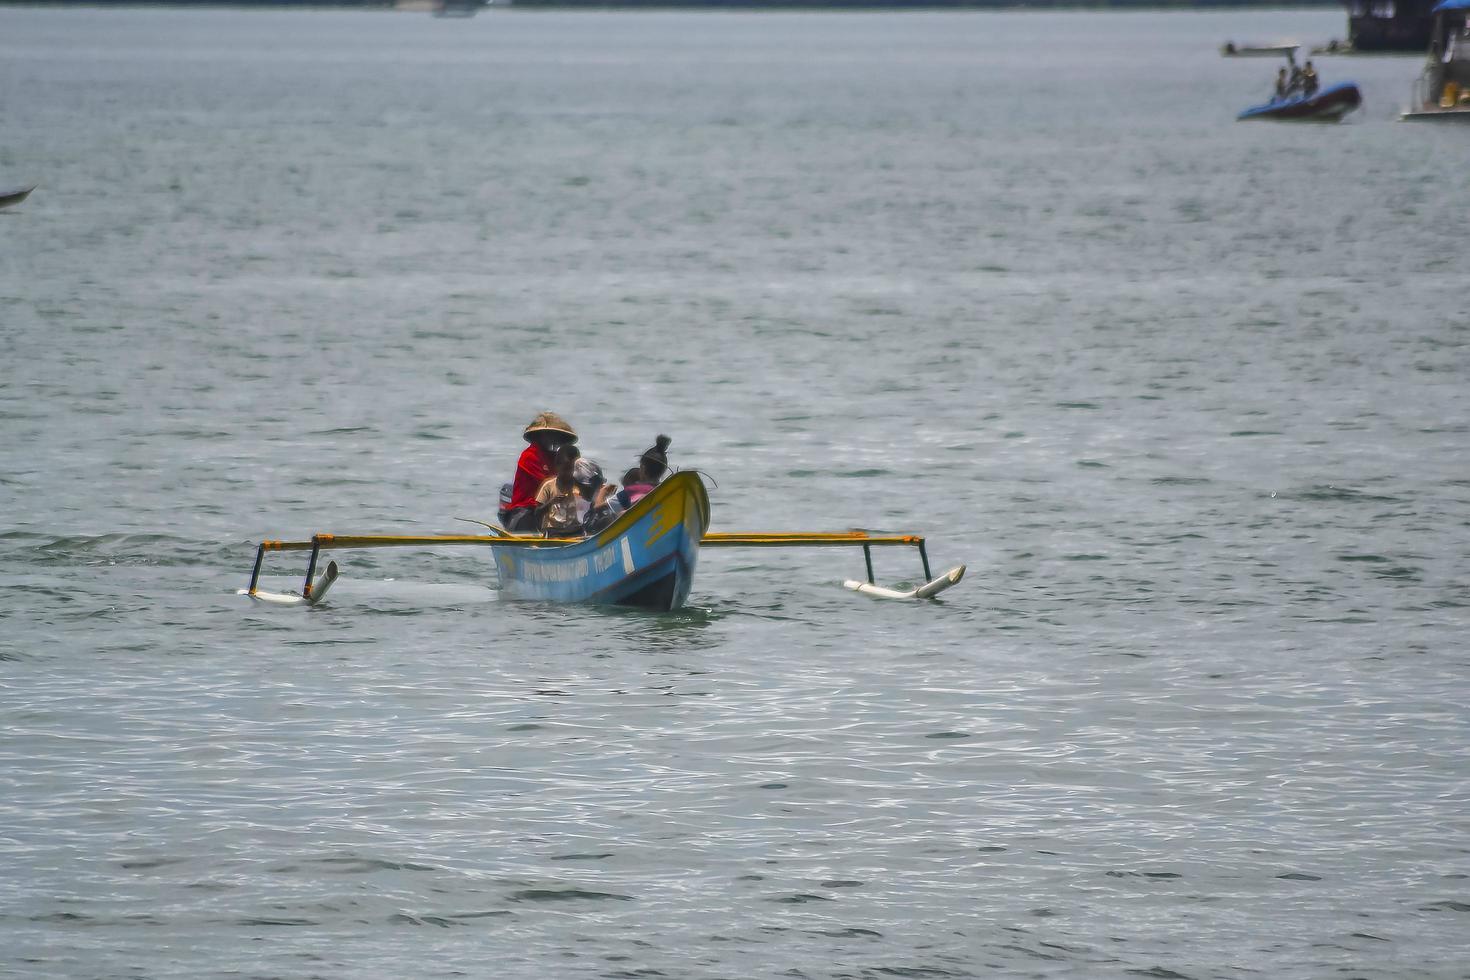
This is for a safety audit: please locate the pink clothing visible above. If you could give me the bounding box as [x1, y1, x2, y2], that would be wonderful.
[621, 483, 655, 505]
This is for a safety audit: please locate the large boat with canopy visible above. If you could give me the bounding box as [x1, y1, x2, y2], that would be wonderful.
[1402, 0, 1470, 118]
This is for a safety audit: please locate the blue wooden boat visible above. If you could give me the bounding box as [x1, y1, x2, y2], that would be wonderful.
[491, 471, 708, 610]
[1238, 82, 1363, 121]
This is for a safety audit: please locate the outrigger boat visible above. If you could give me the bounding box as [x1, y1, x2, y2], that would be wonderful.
[242, 471, 965, 611]
[1402, 0, 1470, 119]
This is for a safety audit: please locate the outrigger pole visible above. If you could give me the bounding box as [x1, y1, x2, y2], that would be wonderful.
[244, 530, 952, 605]
[246, 533, 564, 603]
[704, 532, 964, 600]
[701, 532, 932, 583]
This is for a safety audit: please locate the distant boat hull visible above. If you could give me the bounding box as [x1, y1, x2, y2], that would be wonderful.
[1401, 103, 1470, 120]
[0, 185, 34, 209]
[1221, 42, 1301, 57]
[1238, 83, 1363, 121]
[491, 471, 709, 611]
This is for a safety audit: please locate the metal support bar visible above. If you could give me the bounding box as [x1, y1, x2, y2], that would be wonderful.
[302, 539, 321, 600]
[248, 543, 266, 595]
[863, 544, 874, 584]
[918, 540, 932, 581]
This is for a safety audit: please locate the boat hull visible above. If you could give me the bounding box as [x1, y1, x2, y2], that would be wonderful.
[1401, 104, 1470, 120]
[1221, 42, 1301, 57]
[0, 185, 34, 209]
[1238, 83, 1363, 121]
[491, 471, 709, 611]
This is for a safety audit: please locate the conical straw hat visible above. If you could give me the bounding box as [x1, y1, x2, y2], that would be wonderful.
[523, 411, 577, 443]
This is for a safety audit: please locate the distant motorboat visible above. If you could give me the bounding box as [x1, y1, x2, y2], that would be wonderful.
[1222, 41, 1302, 57]
[434, 0, 484, 15]
[1308, 38, 1384, 56]
[0, 185, 34, 210]
[1238, 82, 1364, 121]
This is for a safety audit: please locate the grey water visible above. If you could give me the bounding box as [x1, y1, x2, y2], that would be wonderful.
[3, 5, 1469, 977]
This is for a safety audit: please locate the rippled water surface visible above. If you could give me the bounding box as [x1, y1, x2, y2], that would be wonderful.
[3, 6, 1469, 978]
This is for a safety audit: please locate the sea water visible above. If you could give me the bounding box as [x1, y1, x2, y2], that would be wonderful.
[2, 7, 1468, 977]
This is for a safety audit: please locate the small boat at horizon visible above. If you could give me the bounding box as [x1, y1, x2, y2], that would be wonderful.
[1222, 41, 1302, 58]
[0, 185, 34, 210]
[433, 0, 485, 15]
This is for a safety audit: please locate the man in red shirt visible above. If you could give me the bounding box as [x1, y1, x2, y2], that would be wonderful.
[500, 412, 578, 532]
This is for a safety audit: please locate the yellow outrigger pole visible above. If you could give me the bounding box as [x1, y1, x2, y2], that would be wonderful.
[245, 529, 943, 604]
[247, 532, 561, 602]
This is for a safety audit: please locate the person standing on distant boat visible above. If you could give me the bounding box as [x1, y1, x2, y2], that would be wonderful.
[1301, 61, 1319, 97]
[1274, 67, 1290, 100]
[500, 411, 577, 533]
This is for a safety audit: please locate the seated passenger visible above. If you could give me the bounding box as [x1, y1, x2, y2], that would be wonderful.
[500, 411, 577, 533]
[575, 458, 621, 535]
[603, 435, 672, 519]
[572, 458, 604, 523]
[535, 445, 586, 538]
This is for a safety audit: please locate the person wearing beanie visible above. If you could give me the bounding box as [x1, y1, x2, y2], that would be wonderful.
[500, 411, 577, 533]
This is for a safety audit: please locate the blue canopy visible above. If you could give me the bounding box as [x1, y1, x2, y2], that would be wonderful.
[1433, 0, 1470, 13]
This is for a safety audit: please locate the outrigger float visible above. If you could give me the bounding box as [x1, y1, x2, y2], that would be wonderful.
[241, 472, 964, 611]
